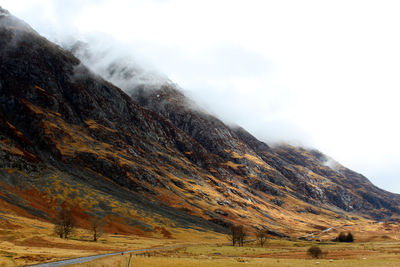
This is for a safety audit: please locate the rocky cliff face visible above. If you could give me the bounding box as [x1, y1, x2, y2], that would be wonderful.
[0, 8, 399, 238]
[126, 78, 400, 220]
[94, 52, 400, 221]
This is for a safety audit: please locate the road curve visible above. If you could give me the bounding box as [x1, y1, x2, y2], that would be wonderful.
[25, 244, 188, 267]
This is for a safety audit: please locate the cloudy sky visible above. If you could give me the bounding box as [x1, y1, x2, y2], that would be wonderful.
[3, 0, 400, 193]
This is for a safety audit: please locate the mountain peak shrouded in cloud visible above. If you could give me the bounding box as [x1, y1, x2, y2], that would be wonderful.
[2, 0, 400, 194]
[0, 6, 9, 16]
[64, 39, 172, 93]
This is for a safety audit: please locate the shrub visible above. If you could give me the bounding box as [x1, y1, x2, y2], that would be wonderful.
[338, 232, 347, 242]
[307, 246, 322, 259]
[346, 232, 354, 242]
[336, 232, 354, 242]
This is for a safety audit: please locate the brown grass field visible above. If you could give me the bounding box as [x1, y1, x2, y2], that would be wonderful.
[0, 210, 400, 266]
[0, 213, 225, 266]
[1, 211, 399, 266]
[70, 239, 400, 267]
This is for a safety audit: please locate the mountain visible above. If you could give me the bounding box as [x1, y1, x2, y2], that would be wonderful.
[92, 51, 400, 221]
[0, 7, 399, 239]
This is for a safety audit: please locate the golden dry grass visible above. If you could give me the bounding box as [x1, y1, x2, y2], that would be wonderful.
[71, 239, 400, 267]
[72, 256, 400, 267]
[0, 213, 225, 266]
[0, 211, 399, 266]
[70, 223, 400, 266]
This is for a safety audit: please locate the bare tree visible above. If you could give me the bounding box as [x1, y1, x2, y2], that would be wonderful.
[256, 229, 268, 247]
[228, 225, 247, 246]
[228, 224, 239, 246]
[54, 205, 75, 239]
[238, 228, 247, 247]
[54, 223, 64, 238]
[89, 216, 106, 242]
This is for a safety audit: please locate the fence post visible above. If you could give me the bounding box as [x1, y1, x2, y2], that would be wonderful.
[127, 253, 133, 266]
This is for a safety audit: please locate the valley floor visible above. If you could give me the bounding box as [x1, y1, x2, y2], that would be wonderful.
[0, 213, 225, 266]
[1, 212, 400, 266]
[70, 240, 400, 267]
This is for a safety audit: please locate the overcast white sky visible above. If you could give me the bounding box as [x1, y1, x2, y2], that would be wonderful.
[3, 0, 400, 193]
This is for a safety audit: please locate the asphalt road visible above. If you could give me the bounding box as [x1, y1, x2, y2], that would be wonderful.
[25, 244, 188, 267]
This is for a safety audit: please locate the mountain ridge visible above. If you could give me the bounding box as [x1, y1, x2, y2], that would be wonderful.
[0, 8, 399, 241]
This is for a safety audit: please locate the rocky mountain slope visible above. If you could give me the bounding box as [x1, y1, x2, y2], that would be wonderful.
[98, 58, 400, 221]
[0, 7, 399, 238]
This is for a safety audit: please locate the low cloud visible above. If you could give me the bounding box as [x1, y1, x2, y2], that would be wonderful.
[63, 37, 170, 92]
